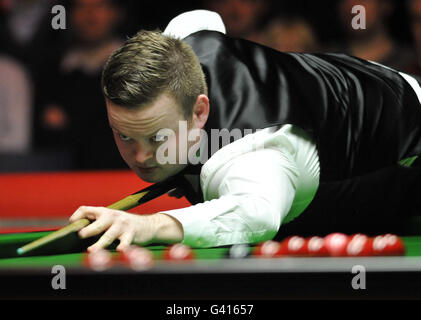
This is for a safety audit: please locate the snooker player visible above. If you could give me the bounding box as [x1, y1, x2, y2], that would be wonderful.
[69, 10, 421, 252]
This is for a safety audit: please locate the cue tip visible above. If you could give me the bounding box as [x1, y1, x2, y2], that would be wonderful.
[16, 247, 24, 255]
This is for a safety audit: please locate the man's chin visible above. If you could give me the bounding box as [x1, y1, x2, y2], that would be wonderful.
[133, 168, 166, 183]
[132, 164, 188, 183]
[135, 172, 161, 183]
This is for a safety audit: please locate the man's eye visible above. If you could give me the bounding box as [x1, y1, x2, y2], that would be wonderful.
[118, 133, 131, 142]
[151, 134, 167, 142]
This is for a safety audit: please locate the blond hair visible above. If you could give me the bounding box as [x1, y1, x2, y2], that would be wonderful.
[102, 30, 207, 117]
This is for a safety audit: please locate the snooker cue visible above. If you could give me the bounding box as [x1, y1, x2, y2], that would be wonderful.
[16, 175, 181, 255]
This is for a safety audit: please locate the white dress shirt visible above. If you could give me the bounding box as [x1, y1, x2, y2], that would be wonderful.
[163, 124, 320, 248]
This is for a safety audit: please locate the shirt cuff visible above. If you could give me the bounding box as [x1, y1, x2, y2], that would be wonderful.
[162, 194, 281, 248]
[161, 199, 234, 248]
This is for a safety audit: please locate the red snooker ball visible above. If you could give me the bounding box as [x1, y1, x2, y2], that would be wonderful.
[374, 234, 405, 256]
[372, 235, 389, 256]
[385, 234, 405, 255]
[283, 236, 308, 256]
[324, 233, 350, 257]
[163, 244, 194, 261]
[120, 246, 154, 270]
[306, 236, 329, 256]
[254, 240, 285, 257]
[346, 234, 373, 257]
[84, 249, 113, 271]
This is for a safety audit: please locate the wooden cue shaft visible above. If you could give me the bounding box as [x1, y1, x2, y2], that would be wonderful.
[16, 190, 151, 255]
[16, 218, 91, 255]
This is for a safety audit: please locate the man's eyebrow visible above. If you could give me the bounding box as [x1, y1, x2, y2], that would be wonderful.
[109, 124, 120, 132]
[150, 127, 176, 137]
[109, 125, 128, 135]
[151, 128, 165, 135]
[109, 124, 165, 137]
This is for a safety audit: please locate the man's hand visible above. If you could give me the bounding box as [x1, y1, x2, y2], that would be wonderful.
[69, 206, 184, 252]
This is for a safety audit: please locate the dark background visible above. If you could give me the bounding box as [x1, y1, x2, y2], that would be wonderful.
[0, 0, 418, 172]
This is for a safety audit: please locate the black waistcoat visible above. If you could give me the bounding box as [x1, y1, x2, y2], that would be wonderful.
[184, 31, 421, 183]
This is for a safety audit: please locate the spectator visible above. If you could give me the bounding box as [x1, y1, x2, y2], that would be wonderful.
[0, 56, 32, 153]
[0, 0, 62, 74]
[406, 0, 421, 75]
[257, 15, 320, 52]
[203, 0, 271, 41]
[36, 0, 126, 170]
[337, 0, 415, 72]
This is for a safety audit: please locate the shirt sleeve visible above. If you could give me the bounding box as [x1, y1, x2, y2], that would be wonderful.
[162, 147, 299, 248]
[163, 10, 226, 39]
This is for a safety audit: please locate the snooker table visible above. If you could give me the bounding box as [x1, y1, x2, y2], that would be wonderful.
[0, 230, 421, 299]
[1, 170, 421, 300]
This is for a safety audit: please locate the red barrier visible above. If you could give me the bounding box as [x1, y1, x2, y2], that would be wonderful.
[0, 170, 191, 218]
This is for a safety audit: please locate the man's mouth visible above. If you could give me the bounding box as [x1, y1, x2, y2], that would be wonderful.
[136, 165, 158, 174]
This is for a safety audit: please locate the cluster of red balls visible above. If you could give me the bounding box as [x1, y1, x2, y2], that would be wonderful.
[84, 243, 194, 271]
[254, 233, 405, 258]
[83, 233, 406, 271]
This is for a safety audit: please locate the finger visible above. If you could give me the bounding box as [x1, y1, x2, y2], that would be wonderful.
[116, 230, 135, 252]
[69, 206, 102, 222]
[88, 224, 122, 252]
[79, 215, 113, 238]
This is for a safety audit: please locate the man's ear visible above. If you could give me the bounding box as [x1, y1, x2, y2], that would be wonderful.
[191, 94, 209, 129]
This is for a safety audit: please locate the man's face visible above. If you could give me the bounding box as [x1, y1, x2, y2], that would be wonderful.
[411, 0, 421, 53]
[206, 0, 265, 37]
[106, 93, 195, 183]
[71, 0, 119, 44]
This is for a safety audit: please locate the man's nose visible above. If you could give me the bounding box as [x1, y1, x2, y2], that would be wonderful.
[133, 142, 154, 164]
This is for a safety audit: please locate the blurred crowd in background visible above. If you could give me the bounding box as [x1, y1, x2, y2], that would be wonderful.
[1, 0, 421, 173]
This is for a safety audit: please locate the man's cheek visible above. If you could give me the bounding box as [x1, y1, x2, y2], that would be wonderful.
[115, 141, 132, 164]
